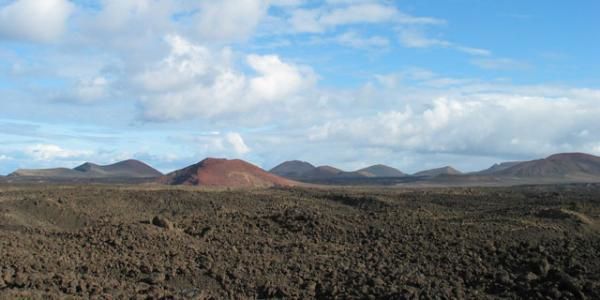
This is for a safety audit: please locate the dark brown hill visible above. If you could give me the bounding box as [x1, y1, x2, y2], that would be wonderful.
[74, 159, 163, 178]
[497, 153, 600, 178]
[159, 158, 296, 188]
[9, 168, 84, 178]
[269, 161, 407, 181]
[475, 161, 522, 175]
[414, 166, 462, 178]
[357, 164, 406, 177]
[269, 160, 316, 179]
[9, 159, 162, 179]
[301, 165, 344, 179]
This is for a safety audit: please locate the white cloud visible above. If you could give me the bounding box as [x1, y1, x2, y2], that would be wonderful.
[137, 35, 316, 121]
[25, 144, 92, 161]
[398, 28, 492, 57]
[0, 0, 73, 42]
[471, 58, 530, 70]
[2, 0, 597, 174]
[73, 76, 110, 103]
[289, 3, 442, 33]
[196, 0, 268, 41]
[94, 0, 156, 31]
[50, 74, 112, 104]
[289, 9, 324, 33]
[320, 3, 397, 26]
[269, 0, 304, 6]
[0, 154, 11, 161]
[226, 132, 251, 155]
[335, 31, 389, 48]
[247, 54, 314, 101]
[181, 132, 252, 158]
[306, 77, 600, 159]
[136, 34, 224, 92]
[456, 46, 491, 56]
[398, 28, 450, 48]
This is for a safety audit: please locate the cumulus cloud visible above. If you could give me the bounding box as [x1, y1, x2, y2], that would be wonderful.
[74, 76, 110, 102]
[54, 76, 111, 104]
[225, 132, 251, 155]
[0, 0, 73, 42]
[196, 0, 268, 41]
[177, 131, 252, 159]
[307, 83, 600, 159]
[93, 0, 159, 32]
[1, 0, 597, 174]
[137, 35, 316, 121]
[247, 54, 314, 101]
[25, 144, 92, 161]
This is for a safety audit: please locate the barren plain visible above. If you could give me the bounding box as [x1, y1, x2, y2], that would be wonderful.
[1, 184, 599, 299]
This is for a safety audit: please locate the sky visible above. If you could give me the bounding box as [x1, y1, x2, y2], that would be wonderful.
[1, 0, 600, 175]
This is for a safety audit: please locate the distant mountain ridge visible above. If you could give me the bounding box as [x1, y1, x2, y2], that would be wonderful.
[269, 153, 600, 185]
[73, 160, 162, 178]
[9, 159, 162, 179]
[269, 161, 406, 181]
[4, 152, 600, 186]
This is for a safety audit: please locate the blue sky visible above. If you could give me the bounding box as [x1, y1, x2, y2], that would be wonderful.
[1, 0, 600, 175]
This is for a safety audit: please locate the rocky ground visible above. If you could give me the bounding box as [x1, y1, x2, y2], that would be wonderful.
[1, 184, 599, 299]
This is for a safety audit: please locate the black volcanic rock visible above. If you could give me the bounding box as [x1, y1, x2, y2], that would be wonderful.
[269, 160, 316, 179]
[357, 164, 406, 178]
[414, 166, 462, 178]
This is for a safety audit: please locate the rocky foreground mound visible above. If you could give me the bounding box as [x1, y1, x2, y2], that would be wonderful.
[159, 158, 296, 188]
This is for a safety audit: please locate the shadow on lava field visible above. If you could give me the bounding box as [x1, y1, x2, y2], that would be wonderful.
[1, 184, 599, 299]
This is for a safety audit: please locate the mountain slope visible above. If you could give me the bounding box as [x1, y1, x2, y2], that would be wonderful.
[496, 153, 600, 178]
[357, 164, 406, 177]
[269, 160, 316, 179]
[9, 159, 162, 179]
[301, 165, 344, 179]
[74, 160, 163, 178]
[9, 168, 86, 178]
[160, 158, 296, 188]
[269, 161, 406, 181]
[475, 161, 522, 175]
[414, 166, 462, 178]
